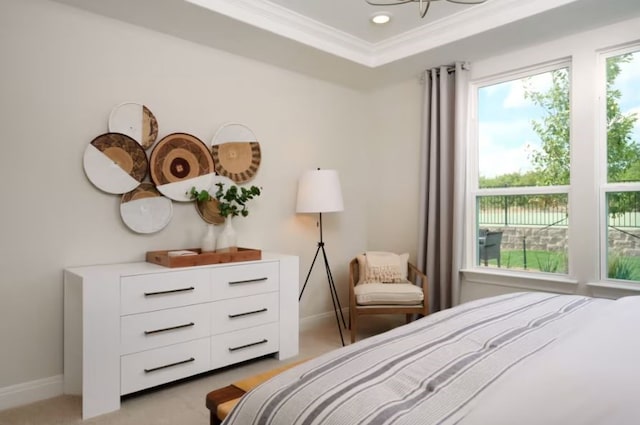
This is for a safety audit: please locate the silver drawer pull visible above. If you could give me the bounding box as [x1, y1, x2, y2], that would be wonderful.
[144, 286, 195, 296]
[228, 277, 268, 286]
[228, 308, 267, 319]
[144, 322, 195, 335]
[228, 339, 268, 352]
[144, 357, 195, 373]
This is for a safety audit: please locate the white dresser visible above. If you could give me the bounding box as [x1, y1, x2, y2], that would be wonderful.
[63, 253, 299, 419]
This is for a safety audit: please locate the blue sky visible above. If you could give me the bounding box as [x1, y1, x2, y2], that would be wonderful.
[477, 52, 640, 179]
[478, 72, 551, 178]
[615, 53, 640, 127]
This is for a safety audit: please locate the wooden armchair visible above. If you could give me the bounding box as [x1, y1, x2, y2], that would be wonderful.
[348, 256, 429, 343]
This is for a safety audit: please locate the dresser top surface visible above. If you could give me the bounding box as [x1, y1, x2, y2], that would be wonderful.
[65, 252, 296, 277]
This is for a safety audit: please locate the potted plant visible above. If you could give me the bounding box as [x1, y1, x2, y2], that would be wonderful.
[188, 184, 261, 218]
[188, 187, 214, 203]
[214, 182, 261, 251]
[188, 183, 261, 252]
[213, 182, 261, 218]
[187, 187, 219, 252]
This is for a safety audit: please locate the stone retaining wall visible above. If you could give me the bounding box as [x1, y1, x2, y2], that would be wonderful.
[482, 226, 640, 256]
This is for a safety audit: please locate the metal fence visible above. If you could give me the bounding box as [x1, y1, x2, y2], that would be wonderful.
[478, 194, 640, 228]
[478, 195, 568, 227]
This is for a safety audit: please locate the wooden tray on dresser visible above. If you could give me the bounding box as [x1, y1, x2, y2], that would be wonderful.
[146, 247, 262, 268]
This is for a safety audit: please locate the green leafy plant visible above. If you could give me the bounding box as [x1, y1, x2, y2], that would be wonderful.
[608, 256, 636, 280]
[188, 187, 213, 203]
[187, 184, 262, 218]
[535, 251, 563, 273]
[214, 183, 261, 218]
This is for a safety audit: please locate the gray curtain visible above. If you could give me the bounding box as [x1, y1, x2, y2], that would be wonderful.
[417, 62, 469, 313]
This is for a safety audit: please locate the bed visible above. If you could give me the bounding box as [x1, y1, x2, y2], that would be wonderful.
[221, 291, 640, 425]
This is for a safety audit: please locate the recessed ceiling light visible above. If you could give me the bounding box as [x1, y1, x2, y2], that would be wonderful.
[371, 12, 391, 24]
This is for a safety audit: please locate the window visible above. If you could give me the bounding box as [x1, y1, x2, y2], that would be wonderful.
[601, 48, 640, 282]
[472, 64, 571, 275]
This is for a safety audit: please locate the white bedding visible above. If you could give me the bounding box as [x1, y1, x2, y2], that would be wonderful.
[457, 295, 640, 425]
[222, 292, 627, 425]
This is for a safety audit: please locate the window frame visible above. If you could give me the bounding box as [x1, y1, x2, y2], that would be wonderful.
[467, 59, 573, 276]
[597, 43, 640, 282]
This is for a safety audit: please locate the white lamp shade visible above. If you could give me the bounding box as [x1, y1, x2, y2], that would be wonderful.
[296, 169, 344, 213]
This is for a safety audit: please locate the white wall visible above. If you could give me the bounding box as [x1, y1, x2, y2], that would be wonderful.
[0, 0, 372, 391]
[367, 79, 423, 260]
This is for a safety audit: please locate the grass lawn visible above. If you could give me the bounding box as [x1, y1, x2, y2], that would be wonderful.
[482, 250, 640, 280]
[482, 250, 567, 273]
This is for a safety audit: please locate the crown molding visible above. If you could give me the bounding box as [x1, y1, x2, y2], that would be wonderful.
[371, 0, 581, 66]
[184, 0, 376, 66]
[184, 0, 583, 68]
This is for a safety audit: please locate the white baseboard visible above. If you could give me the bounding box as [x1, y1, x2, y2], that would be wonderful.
[0, 312, 349, 412]
[0, 375, 63, 412]
[300, 308, 349, 332]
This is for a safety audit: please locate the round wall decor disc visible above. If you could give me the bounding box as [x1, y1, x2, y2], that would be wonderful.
[150, 133, 215, 202]
[83, 132, 148, 194]
[108, 102, 159, 150]
[120, 183, 173, 234]
[204, 175, 236, 224]
[211, 123, 261, 184]
[212, 142, 261, 184]
[195, 197, 224, 225]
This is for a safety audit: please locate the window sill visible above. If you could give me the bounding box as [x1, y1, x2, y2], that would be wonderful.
[461, 268, 578, 293]
[586, 280, 640, 299]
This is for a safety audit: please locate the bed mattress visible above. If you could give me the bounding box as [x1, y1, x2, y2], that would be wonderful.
[222, 292, 629, 425]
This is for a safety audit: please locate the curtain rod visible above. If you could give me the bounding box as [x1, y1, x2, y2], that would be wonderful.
[419, 62, 470, 84]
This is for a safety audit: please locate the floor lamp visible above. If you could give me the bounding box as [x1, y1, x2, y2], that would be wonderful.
[296, 169, 347, 346]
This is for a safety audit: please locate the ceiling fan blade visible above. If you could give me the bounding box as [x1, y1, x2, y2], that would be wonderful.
[447, 0, 487, 4]
[365, 0, 483, 19]
[365, 0, 415, 5]
[419, 0, 431, 18]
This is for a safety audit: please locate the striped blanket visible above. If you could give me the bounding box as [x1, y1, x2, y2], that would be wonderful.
[223, 292, 612, 425]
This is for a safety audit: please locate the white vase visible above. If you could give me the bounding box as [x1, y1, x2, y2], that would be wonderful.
[216, 216, 237, 252]
[200, 224, 216, 253]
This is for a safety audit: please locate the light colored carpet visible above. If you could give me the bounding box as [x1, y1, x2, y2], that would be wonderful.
[0, 316, 403, 425]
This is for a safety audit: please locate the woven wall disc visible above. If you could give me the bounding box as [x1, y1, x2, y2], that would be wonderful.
[212, 142, 261, 184]
[211, 123, 261, 184]
[108, 102, 159, 150]
[149, 133, 214, 186]
[121, 182, 160, 203]
[83, 132, 148, 194]
[195, 197, 225, 225]
[199, 175, 235, 224]
[120, 183, 173, 234]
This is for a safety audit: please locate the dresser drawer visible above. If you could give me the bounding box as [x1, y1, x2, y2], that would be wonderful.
[120, 337, 210, 395]
[211, 323, 279, 369]
[121, 270, 210, 315]
[211, 292, 279, 335]
[121, 304, 210, 355]
[211, 262, 278, 301]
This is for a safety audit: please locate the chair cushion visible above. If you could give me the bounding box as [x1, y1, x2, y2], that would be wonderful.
[357, 252, 409, 284]
[354, 282, 424, 306]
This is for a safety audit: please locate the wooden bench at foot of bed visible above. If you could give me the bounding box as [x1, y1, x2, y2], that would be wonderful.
[205, 359, 308, 425]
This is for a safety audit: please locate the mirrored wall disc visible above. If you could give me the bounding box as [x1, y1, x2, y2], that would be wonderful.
[149, 132, 215, 202]
[211, 123, 261, 184]
[108, 102, 159, 149]
[83, 132, 148, 194]
[120, 183, 173, 234]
